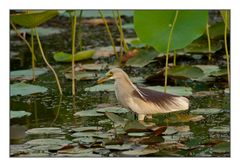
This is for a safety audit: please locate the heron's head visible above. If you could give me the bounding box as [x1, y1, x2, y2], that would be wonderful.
[97, 68, 127, 84]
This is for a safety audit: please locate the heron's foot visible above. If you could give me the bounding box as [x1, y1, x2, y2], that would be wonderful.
[137, 114, 146, 121]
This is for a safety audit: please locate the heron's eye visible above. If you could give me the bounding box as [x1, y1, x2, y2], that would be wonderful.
[107, 71, 113, 77]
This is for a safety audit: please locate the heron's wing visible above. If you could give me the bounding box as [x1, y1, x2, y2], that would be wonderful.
[132, 87, 189, 113]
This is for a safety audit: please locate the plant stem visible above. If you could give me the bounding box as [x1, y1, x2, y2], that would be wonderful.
[173, 50, 176, 66]
[164, 10, 179, 93]
[224, 11, 230, 88]
[206, 23, 212, 60]
[11, 22, 37, 81]
[35, 29, 63, 95]
[71, 11, 77, 96]
[78, 10, 83, 51]
[31, 29, 36, 81]
[116, 11, 128, 52]
[99, 10, 118, 59]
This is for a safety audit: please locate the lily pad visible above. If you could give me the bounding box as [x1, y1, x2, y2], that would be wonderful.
[208, 126, 230, 134]
[121, 148, 159, 156]
[53, 50, 95, 62]
[167, 65, 204, 79]
[25, 138, 72, 146]
[210, 68, 228, 77]
[184, 39, 222, 53]
[212, 142, 230, 154]
[146, 86, 192, 96]
[11, 27, 64, 37]
[74, 109, 104, 117]
[122, 23, 134, 29]
[10, 110, 31, 119]
[164, 114, 204, 123]
[190, 108, 223, 115]
[97, 106, 129, 114]
[126, 49, 158, 67]
[72, 137, 96, 144]
[127, 132, 150, 137]
[65, 71, 99, 81]
[71, 126, 103, 132]
[10, 68, 48, 81]
[92, 46, 121, 59]
[25, 127, 63, 135]
[105, 144, 134, 150]
[10, 83, 48, 96]
[81, 64, 109, 71]
[124, 121, 149, 132]
[71, 132, 113, 139]
[105, 112, 127, 127]
[84, 84, 115, 92]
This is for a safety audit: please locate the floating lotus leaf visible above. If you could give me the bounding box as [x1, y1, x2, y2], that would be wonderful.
[190, 108, 223, 115]
[105, 112, 127, 127]
[71, 131, 113, 139]
[167, 65, 204, 79]
[71, 126, 103, 132]
[127, 132, 150, 137]
[10, 110, 31, 119]
[126, 49, 158, 67]
[10, 83, 48, 96]
[25, 138, 72, 146]
[53, 50, 95, 62]
[25, 127, 63, 135]
[65, 71, 99, 81]
[97, 106, 129, 114]
[146, 86, 192, 96]
[164, 114, 204, 123]
[212, 142, 230, 154]
[184, 39, 222, 53]
[84, 84, 115, 92]
[121, 148, 159, 156]
[105, 144, 134, 150]
[208, 126, 230, 134]
[11, 27, 64, 37]
[74, 109, 104, 117]
[10, 68, 48, 81]
[124, 121, 149, 132]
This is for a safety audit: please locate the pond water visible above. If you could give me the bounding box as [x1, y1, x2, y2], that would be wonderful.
[10, 11, 230, 157]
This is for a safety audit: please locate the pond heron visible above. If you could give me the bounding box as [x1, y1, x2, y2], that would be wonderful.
[97, 68, 189, 121]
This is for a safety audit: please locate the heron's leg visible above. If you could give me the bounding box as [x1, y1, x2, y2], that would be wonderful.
[146, 114, 153, 119]
[138, 114, 145, 121]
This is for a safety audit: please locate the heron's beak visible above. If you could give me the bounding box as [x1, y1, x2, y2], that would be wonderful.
[97, 76, 110, 84]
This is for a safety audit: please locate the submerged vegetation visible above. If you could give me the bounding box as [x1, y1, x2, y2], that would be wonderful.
[10, 10, 230, 157]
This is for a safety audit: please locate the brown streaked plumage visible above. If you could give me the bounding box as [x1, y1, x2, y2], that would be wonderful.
[97, 68, 189, 121]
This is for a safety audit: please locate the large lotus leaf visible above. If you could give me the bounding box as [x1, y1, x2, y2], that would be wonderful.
[126, 49, 158, 67]
[11, 11, 59, 28]
[10, 83, 48, 96]
[208, 22, 226, 39]
[167, 65, 204, 79]
[10, 68, 48, 81]
[134, 10, 208, 52]
[146, 86, 192, 96]
[10, 110, 31, 119]
[53, 50, 95, 62]
[25, 138, 72, 146]
[124, 121, 149, 132]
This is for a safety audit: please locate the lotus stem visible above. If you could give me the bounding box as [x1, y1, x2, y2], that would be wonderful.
[206, 23, 212, 60]
[35, 29, 63, 95]
[31, 29, 36, 81]
[71, 11, 77, 96]
[224, 11, 230, 88]
[164, 10, 179, 93]
[99, 10, 118, 59]
[173, 50, 177, 66]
